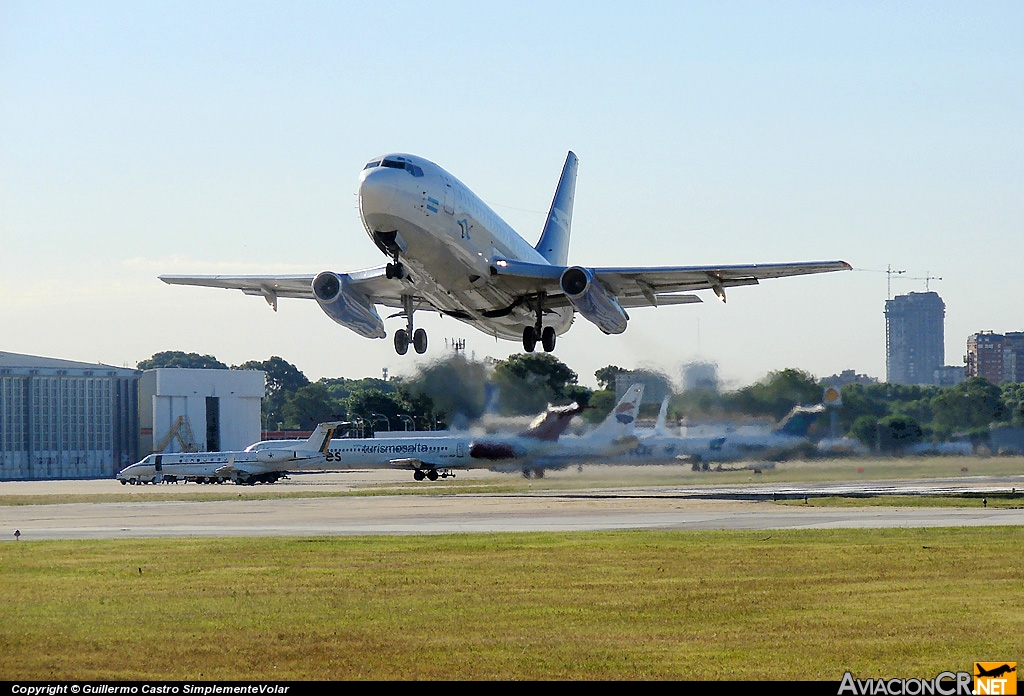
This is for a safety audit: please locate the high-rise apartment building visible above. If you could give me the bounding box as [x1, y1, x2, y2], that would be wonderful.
[966, 331, 1024, 384]
[884, 291, 946, 385]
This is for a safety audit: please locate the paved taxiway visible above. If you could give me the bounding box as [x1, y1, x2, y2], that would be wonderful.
[2, 467, 1023, 540]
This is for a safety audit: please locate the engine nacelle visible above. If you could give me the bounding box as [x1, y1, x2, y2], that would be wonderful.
[469, 441, 521, 461]
[255, 449, 299, 463]
[312, 272, 386, 338]
[559, 266, 629, 335]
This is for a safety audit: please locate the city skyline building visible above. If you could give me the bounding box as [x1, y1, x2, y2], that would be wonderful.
[966, 331, 1024, 384]
[884, 291, 946, 385]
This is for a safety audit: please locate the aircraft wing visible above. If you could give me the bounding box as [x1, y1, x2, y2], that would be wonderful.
[160, 265, 409, 311]
[493, 259, 851, 307]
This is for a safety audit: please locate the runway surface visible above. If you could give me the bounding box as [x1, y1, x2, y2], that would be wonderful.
[2, 466, 1023, 540]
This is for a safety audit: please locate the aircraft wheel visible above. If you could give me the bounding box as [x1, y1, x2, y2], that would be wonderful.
[413, 328, 427, 354]
[534, 468, 545, 479]
[386, 262, 405, 280]
[120, 479, 127, 485]
[394, 329, 410, 355]
[541, 326, 556, 352]
[414, 469, 425, 481]
[427, 468, 439, 481]
[522, 326, 537, 352]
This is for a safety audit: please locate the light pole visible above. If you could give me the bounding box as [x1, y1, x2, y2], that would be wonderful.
[370, 413, 390, 432]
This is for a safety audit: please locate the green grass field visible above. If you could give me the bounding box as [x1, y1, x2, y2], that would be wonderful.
[1, 528, 1021, 681]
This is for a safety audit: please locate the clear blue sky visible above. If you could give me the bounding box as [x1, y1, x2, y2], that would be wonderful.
[2, 1, 1022, 389]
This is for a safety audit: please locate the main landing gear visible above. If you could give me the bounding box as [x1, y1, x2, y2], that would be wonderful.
[522, 294, 556, 353]
[388, 261, 428, 356]
[413, 467, 455, 481]
[522, 325, 556, 353]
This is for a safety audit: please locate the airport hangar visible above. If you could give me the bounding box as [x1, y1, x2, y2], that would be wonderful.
[0, 351, 264, 481]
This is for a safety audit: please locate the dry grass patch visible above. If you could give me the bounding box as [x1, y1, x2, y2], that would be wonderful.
[1, 529, 1021, 680]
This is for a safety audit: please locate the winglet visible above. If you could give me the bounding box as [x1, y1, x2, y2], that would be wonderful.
[533, 151, 578, 266]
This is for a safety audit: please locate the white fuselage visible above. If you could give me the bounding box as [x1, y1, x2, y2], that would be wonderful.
[250, 434, 475, 471]
[116, 449, 324, 484]
[320, 436, 472, 470]
[357, 154, 573, 341]
[616, 430, 810, 466]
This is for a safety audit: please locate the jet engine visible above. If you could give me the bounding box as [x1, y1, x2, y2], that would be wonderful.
[469, 441, 520, 460]
[312, 272, 386, 338]
[558, 266, 629, 335]
[255, 449, 300, 463]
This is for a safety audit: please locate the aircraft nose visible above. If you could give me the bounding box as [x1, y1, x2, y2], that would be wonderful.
[358, 168, 398, 216]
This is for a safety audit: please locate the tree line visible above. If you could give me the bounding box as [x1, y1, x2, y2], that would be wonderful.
[138, 352, 1024, 450]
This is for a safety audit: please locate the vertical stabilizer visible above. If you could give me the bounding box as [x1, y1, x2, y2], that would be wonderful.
[534, 151, 578, 266]
[774, 405, 825, 437]
[654, 396, 670, 436]
[587, 384, 644, 441]
[305, 421, 346, 453]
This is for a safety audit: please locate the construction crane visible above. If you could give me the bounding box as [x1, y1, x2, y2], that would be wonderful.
[859, 266, 942, 298]
[893, 270, 943, 292]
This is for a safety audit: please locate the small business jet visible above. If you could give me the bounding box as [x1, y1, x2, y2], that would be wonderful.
[161, 152, 851, 355]
[116, 421, 345, 485]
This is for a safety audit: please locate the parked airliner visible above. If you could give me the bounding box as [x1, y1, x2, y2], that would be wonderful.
[161, 152, 851, 355]
[251, 385, 644, 481]
[620, 397, 824, 469]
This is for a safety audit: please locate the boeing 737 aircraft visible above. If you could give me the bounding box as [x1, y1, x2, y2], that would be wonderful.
[161, 152, 851, 355]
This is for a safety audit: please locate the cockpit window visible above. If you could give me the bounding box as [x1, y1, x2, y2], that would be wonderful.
[363, 160, 381, 170]
[380, 158, 424, 177]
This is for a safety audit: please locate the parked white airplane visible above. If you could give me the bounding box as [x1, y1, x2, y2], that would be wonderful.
[471, 384, 645, 478]
[621, 397, 824, 469]
[251, 384, 645, 481]
[161, 152, 851, 355]
[116, 421, 345, 485]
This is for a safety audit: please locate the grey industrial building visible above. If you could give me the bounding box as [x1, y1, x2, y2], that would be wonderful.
[884, 291, 946, 385]
[1, 352, 266, 481]
[1, 351, 140, 480]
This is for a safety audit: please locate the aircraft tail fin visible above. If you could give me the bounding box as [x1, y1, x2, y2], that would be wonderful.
[533, 151, 578, 266]
[519, 402, 585, 441]
[774, 405, 825, 437]
[654, 396, 670, 436]
[587, 384, 644, 441]
[304, 421, 347, 454]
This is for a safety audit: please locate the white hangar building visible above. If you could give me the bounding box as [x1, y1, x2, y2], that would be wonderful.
[139, 368, 265, 455]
